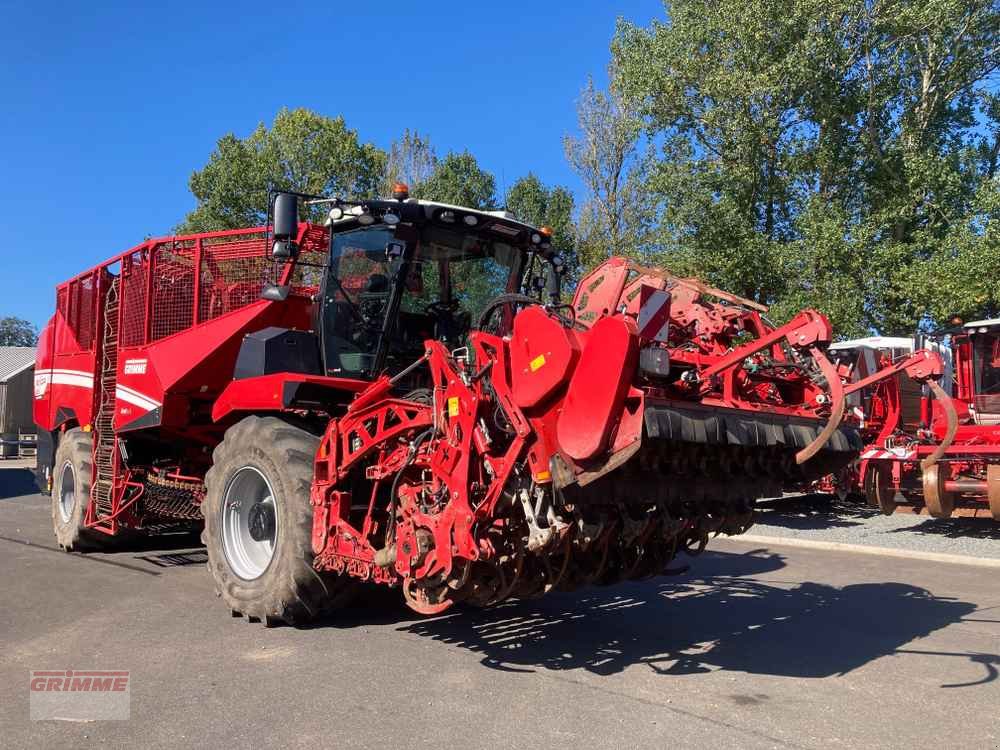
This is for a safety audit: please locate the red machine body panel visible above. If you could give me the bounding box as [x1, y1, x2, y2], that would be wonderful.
[557, 315, 639, 462]
[34, 224, 328, 435]
[212, 372, 371, 423]
[33, 222, 330, 523]
[509, 306, 581, 409]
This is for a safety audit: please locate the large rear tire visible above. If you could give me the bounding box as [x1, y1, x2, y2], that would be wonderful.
[52, 428, 101, 551]
[202, 416, 351, 626]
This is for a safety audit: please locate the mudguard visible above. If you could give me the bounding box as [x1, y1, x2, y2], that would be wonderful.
[556, 315, 639, 462]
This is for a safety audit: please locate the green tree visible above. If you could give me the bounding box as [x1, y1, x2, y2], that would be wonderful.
[180, 108, 385, 232]
[382, 129, 438, 196]
[612, 0, 1000, 336]
[506, 173, 575, 249]
[506, 173, 578, 280]
[0, 317, 37, 346]
[564, 76, 655, 269]
[414, 151, 497, 209]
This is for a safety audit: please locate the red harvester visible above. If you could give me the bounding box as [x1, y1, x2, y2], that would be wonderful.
[34, 187, 918, 623]
[827, 323, 999, 520]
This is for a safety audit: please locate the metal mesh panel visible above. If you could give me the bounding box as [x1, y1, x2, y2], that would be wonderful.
[198, 234, 269, 324]
[285, 224, 330, 294]
[56, 287, 68, 318]
[120, 251, 148, 347]
[60, 279, 95, 352]
[77, 273, 96, 350]
[151, 240, 197, 341]
[63, 224, 327, 350]
[66, 280, 81, 347]
[974, 395, 1000, 421]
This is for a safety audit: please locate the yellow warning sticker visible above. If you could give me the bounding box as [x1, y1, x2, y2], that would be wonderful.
[529, 354, 547, 372]
[447, 396, 460, 417]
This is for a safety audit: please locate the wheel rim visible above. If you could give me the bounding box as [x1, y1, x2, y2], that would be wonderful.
[58, 461, 76, 522]
[221, 466, 278, 580]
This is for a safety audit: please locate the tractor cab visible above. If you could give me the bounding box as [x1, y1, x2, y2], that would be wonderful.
[272, 188, 562, 380]
[962, 319, 1000, 425]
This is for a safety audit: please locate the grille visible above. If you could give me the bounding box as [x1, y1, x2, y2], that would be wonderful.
[72, 223, 330, 351]
[120, 251, 148, 347]
[198, 236, 270, 325]
[144, 473, 205, 520]
[76, 273, 97, 350]
[283, 224, 329, 295]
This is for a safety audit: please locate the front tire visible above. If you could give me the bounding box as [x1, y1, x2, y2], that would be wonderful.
[52, 428, 100, 550]
[202, 416, 351, 625]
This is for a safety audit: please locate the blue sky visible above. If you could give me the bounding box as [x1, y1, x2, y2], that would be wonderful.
[0, 0, 664, 328]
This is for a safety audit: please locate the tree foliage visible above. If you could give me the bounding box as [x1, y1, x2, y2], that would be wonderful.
[564, 77, 655, 269]
[611, 0, 1000, 335]
[382, 129, 438, 195]
[180, 108, 385, 232]
[505, 173, 577, 264]
[0, 317, 37, 346]
[413, 150, 497, 209]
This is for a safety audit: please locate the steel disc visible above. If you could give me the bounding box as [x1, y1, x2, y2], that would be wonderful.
[922, 464, 954, 519]
[987, 465, 1000, 522]
[864, 464, 895, 515]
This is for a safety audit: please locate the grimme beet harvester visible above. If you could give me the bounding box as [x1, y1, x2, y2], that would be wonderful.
[37, 186, 892, 624]
[827, 323, 999, 520]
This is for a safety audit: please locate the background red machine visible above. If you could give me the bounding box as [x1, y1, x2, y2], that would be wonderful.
[35, 188, 896, 624]
[826, 323, 999, 520]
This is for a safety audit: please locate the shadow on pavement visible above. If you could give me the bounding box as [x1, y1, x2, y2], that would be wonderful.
[0, 465, 38, 499]
[401, 548, 990, 686]
[753, 493, 880, 530]
[1, 525, 207, 576]
[888, 517, 1000, 540]
[133, 548, 209, 567]
[117, 528, 204, 554]
[303, 549, 790, 631]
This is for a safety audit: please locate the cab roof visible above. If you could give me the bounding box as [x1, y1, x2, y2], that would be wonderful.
[964, 318, 1000, 331]
[329, 198, 542, 233]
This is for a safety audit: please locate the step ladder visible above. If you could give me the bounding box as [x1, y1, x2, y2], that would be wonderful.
[92, 276, 120, 520]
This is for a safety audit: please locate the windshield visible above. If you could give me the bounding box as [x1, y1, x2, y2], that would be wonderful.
[322, 223, 527, 376]
[973, 333, 1000, 397]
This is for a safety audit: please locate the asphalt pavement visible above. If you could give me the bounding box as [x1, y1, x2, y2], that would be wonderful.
[1, 461, 998, 749]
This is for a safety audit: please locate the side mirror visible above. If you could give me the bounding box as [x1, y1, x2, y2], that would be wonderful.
[545, 255, 564, 304]
[272, 193, 299, 259]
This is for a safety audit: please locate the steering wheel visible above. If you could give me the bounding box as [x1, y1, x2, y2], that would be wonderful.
[476, 293, 540, 336]
[425, 299, 461, 317]
[425, 300, 469, 344]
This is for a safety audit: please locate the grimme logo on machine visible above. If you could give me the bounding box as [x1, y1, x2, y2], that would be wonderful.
[33, 372, 50, 398]
[29, 669, 131, 721]
[122, 358, 148, 375]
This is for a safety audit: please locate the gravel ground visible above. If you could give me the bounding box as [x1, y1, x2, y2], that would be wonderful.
[753, 493, 1000, 559]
